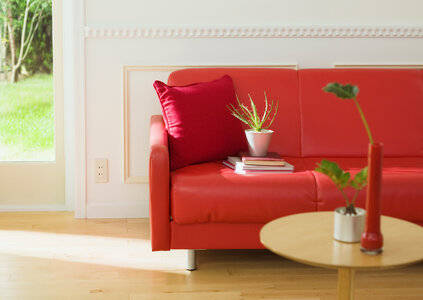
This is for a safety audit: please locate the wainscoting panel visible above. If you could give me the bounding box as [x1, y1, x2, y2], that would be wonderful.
[123, 66, 170, 184]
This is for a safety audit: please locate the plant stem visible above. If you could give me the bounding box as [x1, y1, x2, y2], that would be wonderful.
[351, 189, 359, 206]
[339, 188, 350, 207]
[353, 97, 374, 144]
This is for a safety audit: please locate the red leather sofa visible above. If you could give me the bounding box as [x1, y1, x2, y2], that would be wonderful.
[149, 68, 423, 268]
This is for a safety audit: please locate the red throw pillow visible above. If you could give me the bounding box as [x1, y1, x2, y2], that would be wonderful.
[153, 75, 246, 170]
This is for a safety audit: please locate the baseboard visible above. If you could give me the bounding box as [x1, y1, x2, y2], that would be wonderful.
[0, 204, 68, 212]
[86, 201, 149, 218]
[0, 202, 149, 218]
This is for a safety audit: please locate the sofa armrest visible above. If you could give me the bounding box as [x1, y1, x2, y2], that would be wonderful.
[149, 115, 171, 251]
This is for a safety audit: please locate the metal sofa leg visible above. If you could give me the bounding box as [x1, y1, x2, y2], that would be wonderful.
[187, 249, 197, 271]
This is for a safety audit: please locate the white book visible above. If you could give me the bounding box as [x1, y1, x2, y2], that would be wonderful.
[226, 156, 294, 171]
[234, 169, 293, 174]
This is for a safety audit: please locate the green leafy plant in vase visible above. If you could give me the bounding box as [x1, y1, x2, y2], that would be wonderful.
[227, 92, 279, 156]
[316, 82, 377, 243]
[316, 82, 374, 216]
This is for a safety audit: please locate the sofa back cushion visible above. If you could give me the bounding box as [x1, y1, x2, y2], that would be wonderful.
[168, 68, 301, 157]
[299, 69, 423, 157]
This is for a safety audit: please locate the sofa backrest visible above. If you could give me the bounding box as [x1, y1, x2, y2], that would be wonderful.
[299, 69, 423, 157]
[168, 68, 302, 157]
[167, 68, 423, 158]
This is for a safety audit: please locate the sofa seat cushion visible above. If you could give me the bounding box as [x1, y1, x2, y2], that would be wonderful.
[170, 159, 317, 224]
[312, 157, 423, 223]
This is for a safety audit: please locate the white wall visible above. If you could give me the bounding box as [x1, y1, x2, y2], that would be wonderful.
[85, 0, 423, 26]
[81, 0, 423, 218]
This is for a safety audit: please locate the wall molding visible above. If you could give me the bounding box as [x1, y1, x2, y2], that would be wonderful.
[0, 204, 67, 212]
[123, 65, 297, 184]
[86, 26, 423, 39]
[334, 64, 423, 68]
[86, 202, 149, 218]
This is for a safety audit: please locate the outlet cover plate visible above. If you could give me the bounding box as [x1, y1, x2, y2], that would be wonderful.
[95, 158, 108, 183]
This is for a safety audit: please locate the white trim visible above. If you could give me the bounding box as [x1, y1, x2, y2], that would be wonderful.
[75, 0, 87, 218]
[0, 204, 67, 212]
[63, 0, 86, 218]
[124, 176, 149, 184]
[86, 202, 149, 218]
[85, 26, 423, 39]
[334, 64, 423, 68]
[63, 0, 73, 212]
[53, 0, 67, 211]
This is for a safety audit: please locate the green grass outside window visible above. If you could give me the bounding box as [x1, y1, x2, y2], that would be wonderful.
[0, 74, 54, 161]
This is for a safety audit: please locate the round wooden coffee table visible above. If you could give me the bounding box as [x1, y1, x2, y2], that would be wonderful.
[260, 211, 423, 300]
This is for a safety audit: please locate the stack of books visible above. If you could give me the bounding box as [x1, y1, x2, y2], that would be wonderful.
[222, 151, 294, 174]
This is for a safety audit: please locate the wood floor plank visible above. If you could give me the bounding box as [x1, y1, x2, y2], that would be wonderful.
[130, 291, 243, 300]
[0, 212, 422, 299]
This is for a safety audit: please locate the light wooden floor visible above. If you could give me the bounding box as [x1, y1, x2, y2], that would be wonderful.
[0, 212, 422, 300]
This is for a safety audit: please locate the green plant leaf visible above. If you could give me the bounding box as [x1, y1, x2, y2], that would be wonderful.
[228, 105, 254, 128]
[323, 82, 359, 100]
[261, 91, 269, 122]
[240, 104, 255, 124]
[263, 100, 278, 129]
[350, 167, 368, 190]
[322, 82, 374, 144]
[340, 172, 351, 189]
[260, 100, 273, 127]
[315, 160, 344, 187]
[228, 92, 278, 132]
[248, 94, 260, 126]
[236, 95, 254, 123]
[316, 159, 357, 208]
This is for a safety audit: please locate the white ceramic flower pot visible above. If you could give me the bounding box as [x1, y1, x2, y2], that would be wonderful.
[333, 207, 366, 243]
[245, 129, 273, 157]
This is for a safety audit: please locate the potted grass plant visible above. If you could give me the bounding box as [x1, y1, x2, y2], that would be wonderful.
[316, 82, 375, 243]
[227, 92, 278, 156]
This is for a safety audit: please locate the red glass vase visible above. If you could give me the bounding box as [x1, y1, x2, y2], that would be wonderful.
[361, 141, 384, 255]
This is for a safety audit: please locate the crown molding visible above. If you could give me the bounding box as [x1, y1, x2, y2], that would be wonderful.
[85, 26, 423, 39]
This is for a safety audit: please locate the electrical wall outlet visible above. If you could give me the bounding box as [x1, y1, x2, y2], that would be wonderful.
[95, 158, 108, 183]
